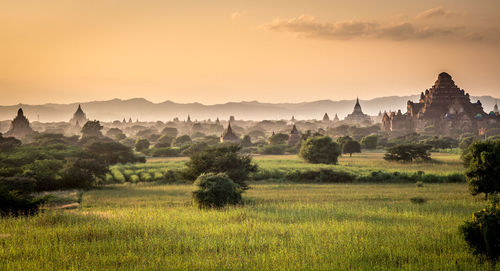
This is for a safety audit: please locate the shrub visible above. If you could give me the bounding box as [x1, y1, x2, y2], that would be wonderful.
[185, 144, 257, 190]
[384, 144, 432, 162]
[361, 135, 378, 150]
[192, 173, 242, 208]
[410, 197, 427, 204]
[135, 138, 150, 153]
[150, 147, 180, 157]
[460, 197, 500, 262]
[173, 135, 192, 146]
[299, 136, 341, 164]
[284, 169, 355, 183]
[416, 181, 424, 187]
[464, 140, 500, 199]
[0, 184, 45, 216]
[268, 133, 289, 145]
[259, 144, 286, 155]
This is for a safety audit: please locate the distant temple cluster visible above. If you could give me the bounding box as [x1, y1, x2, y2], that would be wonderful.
[3, 72, 499, 141]
[382, 72, 500, 135]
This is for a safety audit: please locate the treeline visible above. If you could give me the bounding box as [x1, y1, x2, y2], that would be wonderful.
[0, 122, 144, 215]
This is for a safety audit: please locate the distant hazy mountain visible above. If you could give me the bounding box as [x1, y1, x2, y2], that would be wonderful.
[0, 96, 498, 123]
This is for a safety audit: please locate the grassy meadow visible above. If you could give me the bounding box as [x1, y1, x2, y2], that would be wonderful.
[1, 152, 490, 270]
[0, 183, 492, 270]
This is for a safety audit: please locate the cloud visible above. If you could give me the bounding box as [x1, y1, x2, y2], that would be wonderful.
[262, 14, 482, 42]
[231, 12, 242, 20]
[415, 7, 456, 20]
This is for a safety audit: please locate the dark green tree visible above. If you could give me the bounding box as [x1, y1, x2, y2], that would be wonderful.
[173, 135, 192, 146]
[384, 144, 432, 162]
[185, 144, 257, 190]
[81, 120, 103, 138]
[268, 133, 289, 145]
[361, 135, 378, 150]
[342, 140, 361, 157]
[463, 140, 500, 199]
[192, 173, 242, 208]
[135, 138, 150, 153]
[161, 127, 179, 138]
[299, 136, 341, 164]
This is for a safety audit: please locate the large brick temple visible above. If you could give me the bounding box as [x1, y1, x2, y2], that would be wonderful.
[382, 72, 500, 135]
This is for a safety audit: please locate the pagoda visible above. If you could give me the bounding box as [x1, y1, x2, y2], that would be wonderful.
[322, 113, 330, 121]
[5, 108, 34, 138]
[69, 104, 88, 126]
[287, 124, 301, 146]
[220, 122, 240, 143]
[344, 98, 372, 124]
[382, 72, 499, 134]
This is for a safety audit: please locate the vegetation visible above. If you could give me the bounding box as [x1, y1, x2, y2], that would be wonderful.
[460, 196, 500, 263]
[384, 144, 432, 162]
[192, 173, 242, 208]
[299, 136, 341, 164]
[0, 183, 492, 270]
[185, 144, 257, 190]
[463, 139, 500, 199]
[342, 140, 361, 157]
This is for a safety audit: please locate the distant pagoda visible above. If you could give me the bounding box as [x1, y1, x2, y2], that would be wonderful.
[287, 124, 301, 146]
[220, 122, 240, 143]
[322, 113, 330, 121]
[333, 114, 340, 122]
[344, 98, 372, 124]
[69, 104, 88, 126]
[5, 108, 34, 138]
[382, 72, 500, 134]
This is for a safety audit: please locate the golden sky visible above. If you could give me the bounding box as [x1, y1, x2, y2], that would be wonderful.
[1, 0, 499, 105]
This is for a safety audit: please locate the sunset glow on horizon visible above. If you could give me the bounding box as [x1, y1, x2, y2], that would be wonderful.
[1, 0, 499, 105]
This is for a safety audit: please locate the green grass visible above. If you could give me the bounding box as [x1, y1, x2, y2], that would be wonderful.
[0, 183, 494, 270]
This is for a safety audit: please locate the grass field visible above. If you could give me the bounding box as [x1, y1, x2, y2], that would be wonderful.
[0, 182, 493, 270]
[116, 153, 464, 184]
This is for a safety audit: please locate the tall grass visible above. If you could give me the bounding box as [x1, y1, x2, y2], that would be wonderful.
[0, 183, 489, 270]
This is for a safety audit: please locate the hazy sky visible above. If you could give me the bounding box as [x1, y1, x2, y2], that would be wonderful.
[1, 0, 499, 105]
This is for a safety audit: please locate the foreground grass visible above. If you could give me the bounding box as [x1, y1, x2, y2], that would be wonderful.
[0, 183, 493, 270]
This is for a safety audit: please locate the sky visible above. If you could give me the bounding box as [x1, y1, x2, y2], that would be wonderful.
[0, 0, 499, 105]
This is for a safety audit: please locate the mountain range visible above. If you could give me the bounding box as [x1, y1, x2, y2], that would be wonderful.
[1, 95, 498, 123]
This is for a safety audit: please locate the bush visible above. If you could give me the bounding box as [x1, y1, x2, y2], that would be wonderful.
[464, 140, 500, 199]
[384, 144, 432, 162]
[259, 144, 286, 155]
[173, 135, 192, 146]
[135, 138, 150, 153]
[410, 197, 427, 204]
[299, 136, 341, 164]
[150, 147, 180, 157]
[460, 197, 500, 262]
[361, 135, 378, 150]
[284, 169, 355, 183]
[0, 184, 45, 216]
[192, 173, 242, 208]
[185, 144, 257, 190]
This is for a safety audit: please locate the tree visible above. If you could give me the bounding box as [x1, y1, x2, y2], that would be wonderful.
[173, 135, 192, 146]
[383, 144, 432, 163]
[135, 138, 150, 153]
[155, 135, 174, 148]
[342, 140, 361, 157]
[192, 173, 242, 208]
[463, 140, 500, 199]
[0, 134, 21, 152]
[268, 133, 289, 145]
[106, 128, 126, 141]
[299, 136, 341, 164]
[161, 127, 178, 138]
[81, 120, 103, 138]
[361, 135, 378, 150]
[460, 197, 500, 263]
[241, 135, 252, 147]
[185, 144, 257, 190]
[86, 141, 144, 165]
[62, 158, 109, 188]
[336, 136, 353, 149]
[23, 159, 64, 191]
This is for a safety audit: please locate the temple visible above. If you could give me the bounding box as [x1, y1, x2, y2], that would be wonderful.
[322, 113, 330, 121]
[69, 104, 88, 126]
[287, 124, 301, 146]
[344, 98, 372, 124]
[382, 72, 500, 135]
[220, 122, 240, 143]
[5, 108, 34, 138]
